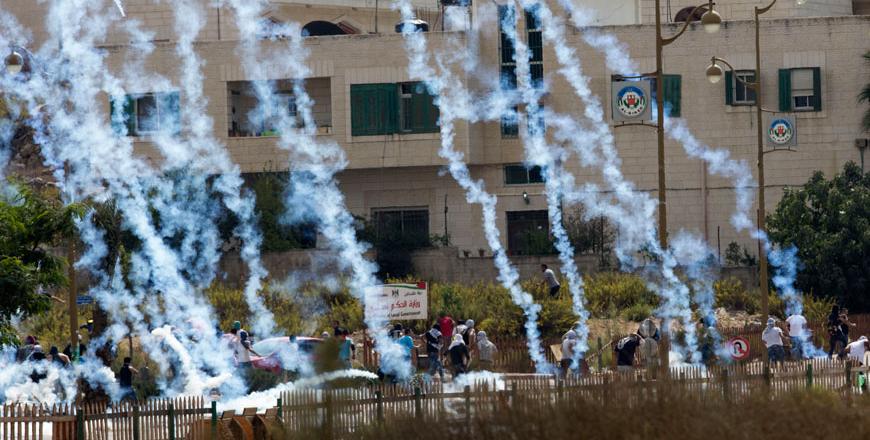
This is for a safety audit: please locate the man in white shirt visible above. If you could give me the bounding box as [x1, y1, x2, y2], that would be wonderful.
[762, 318, 785, 365]
[786, 313, 808, 359]
[845, 336, 870, 365]
[541, 264, 561, 297]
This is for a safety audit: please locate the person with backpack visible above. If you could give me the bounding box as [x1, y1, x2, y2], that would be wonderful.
[614, 334, 642, 373]
[425, 323, 444, 380]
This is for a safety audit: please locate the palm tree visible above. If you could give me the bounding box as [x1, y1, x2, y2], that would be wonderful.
[860, 51, 870, 132]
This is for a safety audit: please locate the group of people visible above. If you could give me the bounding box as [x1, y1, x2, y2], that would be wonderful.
[419, 313, 497, 380]
[761, 306, 870, 365]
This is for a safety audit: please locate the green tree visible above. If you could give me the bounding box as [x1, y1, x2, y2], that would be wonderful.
[766, 162, 870, 309]
[860, 51, 870, 132]
[0, 182, 82, 344]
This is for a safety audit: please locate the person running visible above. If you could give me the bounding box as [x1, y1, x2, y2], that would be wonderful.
[425, 323, 444, 380]
[614, 334, 641, 373]
[476, 331, 497, 371]
[338, 329, 355, 369]
[786, 312, 808, 359]
[118, 357, 139, 401]
[845, 336, 870, 365]
[398, 328, 416, 363]
[561, 330, 578, 377]
[827, 306, 848, 359]
[762, 318, 786, 365]
[448, 334, 470, 377]
[230, 321, 260, 370]
[541, 264, 561, 297]
[438, 312, 455, 357]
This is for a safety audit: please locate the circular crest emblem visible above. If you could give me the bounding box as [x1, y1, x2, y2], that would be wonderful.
[768, 118, 794, 145]
[616, 85, 647, 118]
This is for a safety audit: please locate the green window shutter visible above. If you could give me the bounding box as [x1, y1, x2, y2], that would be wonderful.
[350, 84, 369, 136]
[778, 69, 792, 112]
[110, 95, 125, 135]
[351, 84, 394, 136]
[409, 84, 439, 133]
[811, 67, 822, 111]
[663, 74, 681, 117]
[110, 95, 136, 136]
[724, 70, 733, 106]
[383, 83, 399, 135]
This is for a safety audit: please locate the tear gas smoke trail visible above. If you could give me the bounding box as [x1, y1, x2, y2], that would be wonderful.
[113, 0, 126, 17]
[554, 0, 808, 328]
[0, 0, 244, 399]
[224, 0, 411, 378]
[218, 369, 378, 412]
[396, 0, 551, 372]
[516, 0, 702, 362]
[499, 1, 590, 367]
[666, 119, 806, 319]
[166, 0, 275, 337]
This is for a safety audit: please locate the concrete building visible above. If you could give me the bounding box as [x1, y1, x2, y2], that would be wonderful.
[4, 0, 869, 266]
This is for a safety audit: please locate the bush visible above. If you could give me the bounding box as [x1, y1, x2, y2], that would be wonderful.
[584, 272, 658, 318]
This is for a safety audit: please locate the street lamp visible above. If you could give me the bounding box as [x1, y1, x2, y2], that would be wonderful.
[5, 51, 23, 75]
[707, 0, 792, 366]
[652, 0, 719, 375]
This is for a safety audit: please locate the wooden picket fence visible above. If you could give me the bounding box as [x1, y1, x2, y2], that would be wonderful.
[274, 358, 867, 438]
[1, 358, 867, 440]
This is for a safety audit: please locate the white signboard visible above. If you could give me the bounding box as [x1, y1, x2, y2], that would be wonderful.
[366, 282, 428, 321]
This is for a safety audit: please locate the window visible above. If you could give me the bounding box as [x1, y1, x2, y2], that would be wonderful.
[111, 92, 180, 136]
[725, 70, 756, 106]
[504, 165, 544, 185]
[373, 208, 430, 248]
[228, 79, 331, 137]
[648, 75, 682, 117]
[778, 67, 821, 112]
[350, 82, 437, 136]
[499, 5, 518, 138]
[400, 82, 439, 133]
[506, 210, 553, 255]
[525, 6, 543, 89]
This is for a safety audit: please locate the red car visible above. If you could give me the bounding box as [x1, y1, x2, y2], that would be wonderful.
[250, 337, 323, 374]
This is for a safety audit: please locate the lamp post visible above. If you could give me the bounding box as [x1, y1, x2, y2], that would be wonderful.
[706, 0, 791, 366]
[4, 47, 79, 361]
[651, 0, 720, 373]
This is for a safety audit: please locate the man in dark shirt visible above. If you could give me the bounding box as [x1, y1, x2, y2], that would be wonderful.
[118, 357, 139, 401]
[615, 334, 642, 372]
[448, 335, 469, 377]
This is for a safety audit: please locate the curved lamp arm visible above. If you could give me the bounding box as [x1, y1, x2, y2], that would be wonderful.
[661, 0, 716, 46]
[710, 56, 758, 89]
[756, 0, 778, 16]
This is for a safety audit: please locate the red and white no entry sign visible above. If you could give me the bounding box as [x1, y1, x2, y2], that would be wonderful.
[728, 337, 751, 361]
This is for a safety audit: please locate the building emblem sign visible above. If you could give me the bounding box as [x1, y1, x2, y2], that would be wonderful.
[611, 80, 652, 123]
[616, 85, 647, 118]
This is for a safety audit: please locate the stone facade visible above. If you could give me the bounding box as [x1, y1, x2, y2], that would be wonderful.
[3, 0, 869, 266]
